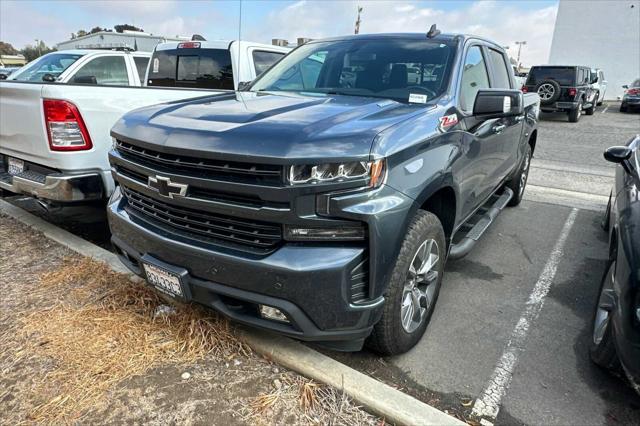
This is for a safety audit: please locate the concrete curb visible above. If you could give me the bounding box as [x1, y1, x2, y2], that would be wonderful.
[0, 198, 465, 426]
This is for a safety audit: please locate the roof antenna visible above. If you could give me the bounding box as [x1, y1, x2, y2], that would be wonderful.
[426, 24, 440, 38]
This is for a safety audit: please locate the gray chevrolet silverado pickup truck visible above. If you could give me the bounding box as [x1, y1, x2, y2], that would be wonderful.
[107, 31, 540, 355]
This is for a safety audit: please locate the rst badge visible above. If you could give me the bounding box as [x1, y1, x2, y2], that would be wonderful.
[148, 175, 188, 198]
[439, 113, 459, 131]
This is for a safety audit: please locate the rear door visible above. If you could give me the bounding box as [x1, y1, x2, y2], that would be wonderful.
[485, 46, 524, 186]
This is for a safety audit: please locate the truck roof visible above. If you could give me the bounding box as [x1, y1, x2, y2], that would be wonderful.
[52, 49, 150, 56]
[311, 32, 500, 47]
[154, 40, 290, 53]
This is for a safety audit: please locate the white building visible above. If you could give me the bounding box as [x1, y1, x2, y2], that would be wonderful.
[549, 0, 640, 100]
[56, 31, 189, 52]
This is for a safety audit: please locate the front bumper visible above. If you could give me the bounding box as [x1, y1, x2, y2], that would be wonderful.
[107, 184, 413, 349]
[0, 155, 104, 202]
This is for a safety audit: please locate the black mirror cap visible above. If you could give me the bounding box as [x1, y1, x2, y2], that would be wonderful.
[604, 146, 632, 164]
[42, 73, 56, 82]
[473, 89, 524, 118]
[237, 81, 252, 91]
[623, 85, 629, 89]
[0, 74, 7, 80]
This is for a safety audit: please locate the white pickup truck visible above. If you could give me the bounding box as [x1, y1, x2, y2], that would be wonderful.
[0, 40, 289, 204]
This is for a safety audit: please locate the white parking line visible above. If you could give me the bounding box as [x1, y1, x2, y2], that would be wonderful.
[601, 105, 609, 113]
[471, 208, 579, 420]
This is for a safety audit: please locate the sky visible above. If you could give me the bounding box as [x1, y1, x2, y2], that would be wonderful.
[0, 0, 559, 66]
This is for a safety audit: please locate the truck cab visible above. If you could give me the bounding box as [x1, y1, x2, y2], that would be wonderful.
[107, 32, 539, 355]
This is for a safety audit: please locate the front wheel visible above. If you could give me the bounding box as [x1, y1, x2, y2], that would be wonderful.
[367, 210, 446, 355]
[589, 260, 620, 370]
[585, 94, 597, 115]
[505, 144, 532, 207]
[568, 101, 583, 122]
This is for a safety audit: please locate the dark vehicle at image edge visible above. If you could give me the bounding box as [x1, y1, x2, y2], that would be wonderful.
[523, 65, 597, 122]
[592, 135, 640, 395]
[620, 78, 640, 113]
[107, 31, 540, 355]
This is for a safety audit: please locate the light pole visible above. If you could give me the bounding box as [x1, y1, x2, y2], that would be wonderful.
[515, 41, 527, 68]
[34, 39, 41, 57]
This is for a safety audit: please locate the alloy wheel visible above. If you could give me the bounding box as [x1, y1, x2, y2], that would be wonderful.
[593, 261, 616, 345]
[401, 239, 440, 333]
[519, 151, 531, 197]
[537, 83, 555, 100]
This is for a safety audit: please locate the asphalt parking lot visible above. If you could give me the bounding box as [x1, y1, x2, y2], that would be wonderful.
[3, 102, 640, 425]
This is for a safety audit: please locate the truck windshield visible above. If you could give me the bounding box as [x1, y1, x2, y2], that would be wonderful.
[10, 53, 85, 82]
[526, 67, 576, 86]
[250, 38, 456, 103]
[147, 48, 234, 89]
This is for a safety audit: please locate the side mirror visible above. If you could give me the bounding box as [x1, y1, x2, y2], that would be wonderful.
[0, 74, 7, 80]
[622, 85, 629, 89]
[473, 89, 524, 118]
[604, 146, 632, 164]
[42, 73, 56, 82]
[73, 75, 98, 85]
[237, 81, 252, 91]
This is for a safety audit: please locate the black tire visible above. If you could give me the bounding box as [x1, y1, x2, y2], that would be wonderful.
[367, 210, 446, 356]
[620, 103, 628, 113]
[535, 79, 561, 105]
[568, 101, 583, 122]
[585, 95, 596, 115]
[589, 260, 621, 371]
[601, 193, 612, 231]
[505, 144, 532, 207]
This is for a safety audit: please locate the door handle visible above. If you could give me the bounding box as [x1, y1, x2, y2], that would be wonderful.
[515, 115, 525, 122]
[493, 124, 507, 134]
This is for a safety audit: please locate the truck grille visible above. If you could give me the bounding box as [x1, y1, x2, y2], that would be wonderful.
[116, 140, 284, 185]
[122, 186, 282, 252]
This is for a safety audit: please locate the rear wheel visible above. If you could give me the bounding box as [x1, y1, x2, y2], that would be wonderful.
[367, 210, 446, 355]
[589, 260, 620, 370]
[568, 101, 583, 122]
[505, 144, 532, 207]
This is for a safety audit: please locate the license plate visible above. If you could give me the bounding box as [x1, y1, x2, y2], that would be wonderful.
[143, 262, 184, 298]
[8, 157, 24, 176]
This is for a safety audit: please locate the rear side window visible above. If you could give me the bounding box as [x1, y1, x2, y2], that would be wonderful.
[148, 48, 234, 89]
[252, 50, 285, 76]
[526, 67, 576, 86]
[487, 49, 511, 89]
[71, 56, 129, 86]
[133, 56, 149, 83]
[460, 46, 490, 112]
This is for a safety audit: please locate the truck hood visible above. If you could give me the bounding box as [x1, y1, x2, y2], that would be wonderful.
[111, 91, 430, 163]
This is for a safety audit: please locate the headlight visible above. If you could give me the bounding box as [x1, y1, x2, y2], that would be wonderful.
[288, 159, 385, 188]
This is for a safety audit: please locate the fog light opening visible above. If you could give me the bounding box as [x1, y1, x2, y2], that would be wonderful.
[259, 305, 290, 323]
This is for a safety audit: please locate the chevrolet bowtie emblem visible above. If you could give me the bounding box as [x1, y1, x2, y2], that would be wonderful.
[148, 175, 188, 198]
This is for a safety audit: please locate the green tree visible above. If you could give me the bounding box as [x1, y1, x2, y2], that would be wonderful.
[114, 24, 144, 33]
[0, 41, 19, 55]
[20, 41, 56, 62]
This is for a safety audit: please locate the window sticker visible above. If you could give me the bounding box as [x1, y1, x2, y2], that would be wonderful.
[409, 93, 428, 104]
[152, 58, 159, 73]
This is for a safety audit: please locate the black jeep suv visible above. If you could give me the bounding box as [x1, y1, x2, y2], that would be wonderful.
[523, 65, 597, 122]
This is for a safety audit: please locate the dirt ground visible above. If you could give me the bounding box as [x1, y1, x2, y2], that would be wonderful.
[0, 213, 380, 425]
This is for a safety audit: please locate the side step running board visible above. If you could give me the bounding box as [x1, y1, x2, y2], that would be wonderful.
[448, 187, 513, 260]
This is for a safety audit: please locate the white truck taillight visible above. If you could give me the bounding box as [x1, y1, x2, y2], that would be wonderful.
[43, 99, 93, 151]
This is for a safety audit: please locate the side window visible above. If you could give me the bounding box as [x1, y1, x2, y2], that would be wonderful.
[252, 50, 285, 76]
[133, 56, 149, 83]
[600, 71, 605, 81]
[72, 56, 129, 86]
[487, 49, 511, 89]
[460, 46, 490, 112]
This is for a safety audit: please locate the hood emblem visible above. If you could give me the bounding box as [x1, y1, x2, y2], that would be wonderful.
[148, 175, 188, 199]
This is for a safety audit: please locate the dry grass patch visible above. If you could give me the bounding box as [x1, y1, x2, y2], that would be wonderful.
[14, 257, 248, 422]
